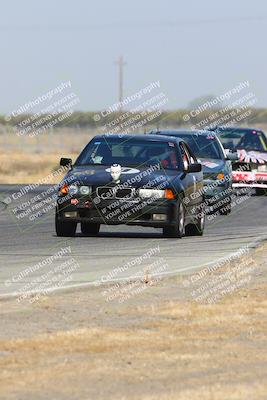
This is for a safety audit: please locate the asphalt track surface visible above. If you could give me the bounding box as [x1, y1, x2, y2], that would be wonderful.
[0, 185, 266, 297]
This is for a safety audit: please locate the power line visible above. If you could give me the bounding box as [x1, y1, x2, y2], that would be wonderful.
[1, 16, 267, 31]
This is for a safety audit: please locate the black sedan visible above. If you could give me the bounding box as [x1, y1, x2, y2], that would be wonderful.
[55, 134, 205, 238]
[149, 129, 236, 215]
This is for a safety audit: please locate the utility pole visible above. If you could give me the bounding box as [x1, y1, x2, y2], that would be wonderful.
[115, 56, 126, 111]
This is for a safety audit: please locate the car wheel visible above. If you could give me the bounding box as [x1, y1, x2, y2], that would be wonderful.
[81, 222, 100, 236]
[163, 201, 185, 238]
[219, 197, 231, 215]
[185, 212, 205, 236]
[256, 188, 267, 196]
[55, 213, 77, 237]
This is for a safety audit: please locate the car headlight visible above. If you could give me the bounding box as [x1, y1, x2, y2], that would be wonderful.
[59, 183, 69, 195]
[80, 186, 92, 195]
[69, 184, 79, 195]
[258, 164, 267, 172]
[139, 189, 165, 199]
[139, 189, 175, 199]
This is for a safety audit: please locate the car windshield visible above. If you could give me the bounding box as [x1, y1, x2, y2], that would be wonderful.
[175, 133, 223, 160]
[215, 128, 267, 152]
[75, 138, 182, 170]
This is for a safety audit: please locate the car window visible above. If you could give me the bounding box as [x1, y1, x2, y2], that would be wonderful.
[75, 138, 183, 170]
[174, 133, 223, 160]
[216, 129, 267, 152]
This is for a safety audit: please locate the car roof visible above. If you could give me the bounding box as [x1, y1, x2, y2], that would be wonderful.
[210, 126, 263, 133]
[92, 133, 184, 143]
[150, 129, 214, 137]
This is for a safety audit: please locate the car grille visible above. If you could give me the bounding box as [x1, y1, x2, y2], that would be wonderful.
[96, 186, 135, 200]
[96, 187, 114, 199]
[116, 188, 133, 199]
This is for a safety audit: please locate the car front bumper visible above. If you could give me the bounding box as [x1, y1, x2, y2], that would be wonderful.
[56, 196, 178, 228]
[232, 171, 267, 189]
[203, 180, 232, 203]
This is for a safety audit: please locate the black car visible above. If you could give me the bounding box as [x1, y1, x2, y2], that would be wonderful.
[55, 134, 205, 238]
[149, 129, 235, 215]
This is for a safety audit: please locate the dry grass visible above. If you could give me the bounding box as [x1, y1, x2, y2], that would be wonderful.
[0, 127, 92, 183]
[0, 152, 78, 184]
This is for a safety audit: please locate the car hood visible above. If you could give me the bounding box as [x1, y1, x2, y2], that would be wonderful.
[63, 164, 184, 188]
[237, 149, 267, 164]
[200, 159, 225, 175]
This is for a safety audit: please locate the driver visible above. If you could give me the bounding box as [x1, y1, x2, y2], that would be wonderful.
[92, 144, 112, 164]
[237, 131, 262, 151]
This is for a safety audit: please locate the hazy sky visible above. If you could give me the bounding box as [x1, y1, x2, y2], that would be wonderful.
[1, 0, 267, 113]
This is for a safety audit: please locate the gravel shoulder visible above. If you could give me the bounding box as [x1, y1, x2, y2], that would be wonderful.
[0, 242, 267, 400]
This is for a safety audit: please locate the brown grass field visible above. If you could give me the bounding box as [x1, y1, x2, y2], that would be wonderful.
[0, 127, 93, 183]
[0, 152, 77, 184]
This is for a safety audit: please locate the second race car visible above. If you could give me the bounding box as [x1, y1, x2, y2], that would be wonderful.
[149, 129, 236, 215]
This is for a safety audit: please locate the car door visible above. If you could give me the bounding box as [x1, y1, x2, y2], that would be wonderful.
[216, 137, 233, 189]
[184, 142, 203, 200]
[179, 142, 196, 216]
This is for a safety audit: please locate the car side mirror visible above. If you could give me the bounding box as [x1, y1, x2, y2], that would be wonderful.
[187, 163, 202, 173]
[226, 152, 239, 161]
[60, 157, 72, 168]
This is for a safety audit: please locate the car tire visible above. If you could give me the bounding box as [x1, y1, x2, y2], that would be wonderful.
[163, 201, 185, 238]
[256, 188, 266, 196]
[185, 212, 205, 236]
[219, 197, 231, 215]
[81, 222, 100, 236]
[55, 213, 77, 237]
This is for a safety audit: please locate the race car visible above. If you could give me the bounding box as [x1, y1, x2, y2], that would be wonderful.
[149, 129, 236, 215]
[209, 126, 267, 195]
[56, 134, 205, 238]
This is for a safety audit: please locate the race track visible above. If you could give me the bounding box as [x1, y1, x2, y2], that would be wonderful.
[0, 185, 266, 297]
